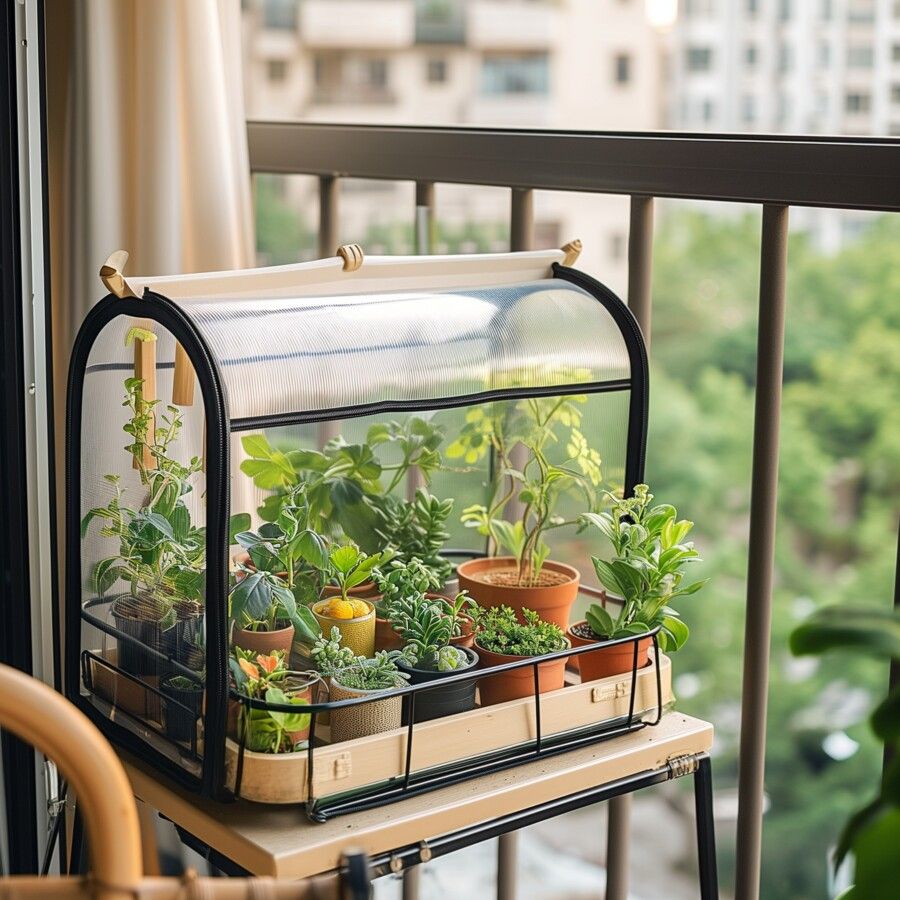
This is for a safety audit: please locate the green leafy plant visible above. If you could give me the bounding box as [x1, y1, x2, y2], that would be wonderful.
[374, 557, 442, 617]
[374, 489, 453, 586]
[456, 395, 601, 586]
[331, 651, 409, 692]
[229, 649, 311, 753]
[580, 484, 706, 652]
[239, 418, 445, 551]
[309, 626, 357, 676]
[230, 484, 327, 643]
[791, 605, 900, 898]
[474, 606, 568, 657]
[82, 377, 222, 627]
[392, 596, 470, 672]
[327, 544, 392, 602]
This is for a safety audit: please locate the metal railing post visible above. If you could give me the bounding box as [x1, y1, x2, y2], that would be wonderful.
[492, 186, 536, 900]
[606, 194, 655, 900]
[415, 181, 435, 256]
[735, 204, 790, 900]
[318, 174, 339, 258]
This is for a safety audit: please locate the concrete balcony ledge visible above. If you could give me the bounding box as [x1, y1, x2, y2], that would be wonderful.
[301, 0, 415, 49]
[467, 0, 560, 50]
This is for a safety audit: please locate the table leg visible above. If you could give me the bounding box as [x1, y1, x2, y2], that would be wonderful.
[497, 831, 518, 900]
[694, 755, 719, 900]
[402, 863, 420, 900]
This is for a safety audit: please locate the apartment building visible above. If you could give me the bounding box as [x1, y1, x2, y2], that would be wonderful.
[668, 0, 900, 246]
[241, 0, 665, 292]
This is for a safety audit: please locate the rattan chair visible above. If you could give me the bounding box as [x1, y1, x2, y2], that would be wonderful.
[0, 663, 371, 899]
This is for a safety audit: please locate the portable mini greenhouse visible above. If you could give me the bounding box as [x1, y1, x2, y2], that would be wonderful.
[65, 247, 653, 808]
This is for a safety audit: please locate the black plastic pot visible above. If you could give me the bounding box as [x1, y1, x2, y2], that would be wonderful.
[396, 647, 479, 723]
[112, 603, 182, 677]
[162, 677, 204, 743]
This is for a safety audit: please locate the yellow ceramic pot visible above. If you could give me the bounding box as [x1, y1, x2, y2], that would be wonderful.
[312, 599, 376, 658]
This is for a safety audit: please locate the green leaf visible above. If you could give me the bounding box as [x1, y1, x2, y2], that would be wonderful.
[230, 572, 272, 623]
[586, 603, 615, 638]
[241, 434, 273, 459]
[291, 604, 321, 645]
[871, 686, 900, 743]
[265, 686, 311, 733]
[790, 605, 900, 660]
[661, 615, 690, 651]
[295, 529, 329, 569]
[592, 558, 623, 596]
[329, 544, 361, 576]
[169, 505, 191, 543]
[849, 807, 900, 899]
[229, 513, 252, 545]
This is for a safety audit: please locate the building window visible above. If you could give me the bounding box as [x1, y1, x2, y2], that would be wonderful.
[266, 59, 288, 83]
[845, 92, 871, 113]
[819, 42, 831, 66]
[778, 44, 793, 72]
[426, 57, 448, 84]
[848, 0, 875, 23]
[892, 85, 900, 104]
[685, 0, 715, 15]
[686, 46, 713, 72]
[847, 45, 874, 68]
[821, 0, 833, 19]
[742, 94, 756, 123]
[702, 98, 715, 122]
[779, 0, 792, 20]
[480, 54, 549, 96]
[365, 59, 389, 89]
[894, 45, 900, 63]
[745, 43, 758, 67]
[262, 0, 298, 30]
[609, 233, 625, 261]
[614, 53, 631, 85]
[746, 0, 760, 15]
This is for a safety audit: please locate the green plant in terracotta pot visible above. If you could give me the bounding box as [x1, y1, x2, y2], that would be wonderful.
[373, 557, 442, 650]
[454, 394, 601, 629]
[228, 648, 315, 752]
[568, 484, 707, 681]
[473, 605, 569, 706]
[328, 651, 409, 743]
[393, 595, 479, 722]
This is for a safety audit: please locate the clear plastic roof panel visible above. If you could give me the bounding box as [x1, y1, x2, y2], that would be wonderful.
[137, 254, 633, 424]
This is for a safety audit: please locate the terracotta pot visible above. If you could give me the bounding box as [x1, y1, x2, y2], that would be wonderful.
[312, 600, 376, 658]
[567, 622, 653, 682]
[457, 557, 579, 630]
[375, 615, 404, 651]
[449, 613, 476, 649]
[231, 622, 295, 657]
[328, 677, 403, 743]
[322, 581, 380, 600]
[474, 640, 570, 706]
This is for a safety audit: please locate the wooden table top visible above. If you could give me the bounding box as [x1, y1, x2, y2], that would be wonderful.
[122, 712, 713, 879]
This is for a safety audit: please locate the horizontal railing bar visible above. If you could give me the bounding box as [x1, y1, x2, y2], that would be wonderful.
[247, 121, 900, 212]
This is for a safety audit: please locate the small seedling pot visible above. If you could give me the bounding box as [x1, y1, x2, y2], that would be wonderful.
[567, 622, 653, 682]
[474, 640, 570, 706]
[312, 600, 376, 658]
[457, 557, 580, 630]
[328, 677, 403, 743]
[396, 648, 479, 723]
[231, 621, 295, 658]
[162, 676, 204, 743]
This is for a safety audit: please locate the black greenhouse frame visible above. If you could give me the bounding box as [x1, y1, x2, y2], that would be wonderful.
[65, 263, 650, 807]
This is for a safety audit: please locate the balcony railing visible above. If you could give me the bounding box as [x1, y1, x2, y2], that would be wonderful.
[245, 120, 900, 900]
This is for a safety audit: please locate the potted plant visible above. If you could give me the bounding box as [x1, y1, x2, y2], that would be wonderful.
[393, 596, 479, 722]
[229, 649, 314, 751]
[230, 484, 327, 656]
[454, 395, 601, 628]
[83, 377, 209, 676]
[161, 674, 204, 743]
[373, 488, 454, 591]
[373, 557, 442, 650]
[328, 651, 409, 743]
[239, 417, 445, 552]
[312, 544, 390, 657]
[569, 484, 707, 681]
[473, 605, 570, 706]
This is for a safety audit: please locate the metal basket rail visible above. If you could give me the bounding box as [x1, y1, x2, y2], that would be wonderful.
[230, 627, 664, 822]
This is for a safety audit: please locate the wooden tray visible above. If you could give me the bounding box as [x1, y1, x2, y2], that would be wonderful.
[225, 654, 674, 805]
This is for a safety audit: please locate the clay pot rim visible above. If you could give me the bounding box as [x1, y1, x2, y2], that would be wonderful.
[395, 646, 479, 677]
[567, 619, 655, 647]
[457, 556, 580, 588]
[473, 636, 571, 663]
[232, 621, 295, 635]
[312, 599, 376, 623]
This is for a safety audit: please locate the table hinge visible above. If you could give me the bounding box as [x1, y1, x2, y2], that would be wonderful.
[666, 753, 700, 779]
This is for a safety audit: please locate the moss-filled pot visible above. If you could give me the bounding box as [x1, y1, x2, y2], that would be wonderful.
[567, 622, 652, 682]
[328, 677, 403, 743]
[474, 640, 570, 706]
[395, 648, 479, 723]
[456, 557, 579, 630]
[161, 676, 204, 743]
